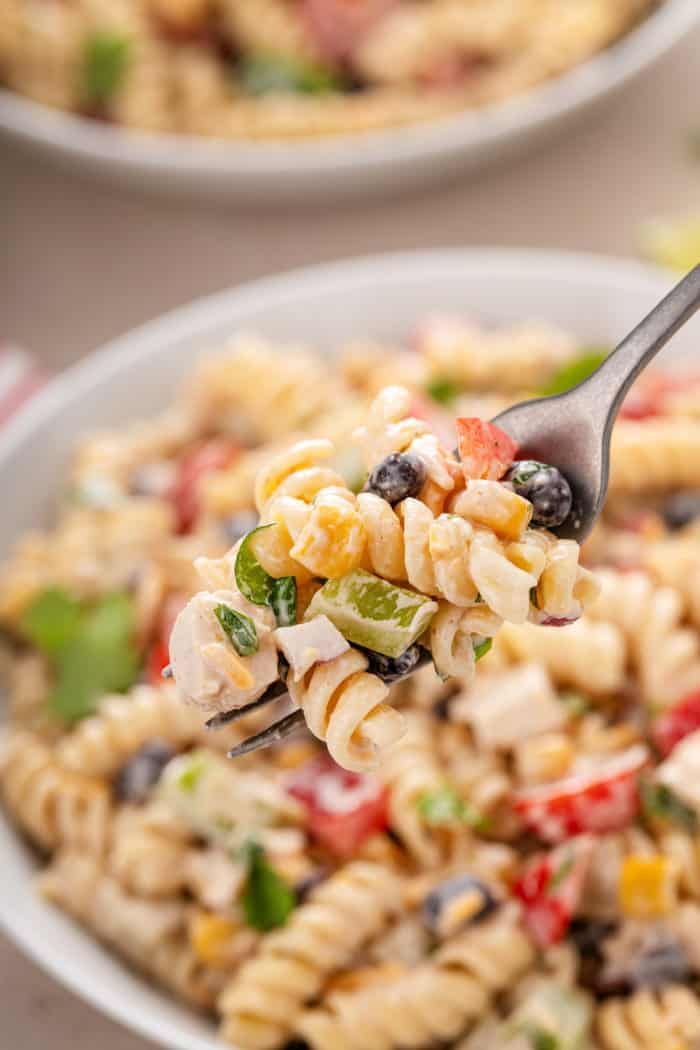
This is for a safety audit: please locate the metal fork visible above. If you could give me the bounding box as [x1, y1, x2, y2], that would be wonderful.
[207, 263, 700, 759]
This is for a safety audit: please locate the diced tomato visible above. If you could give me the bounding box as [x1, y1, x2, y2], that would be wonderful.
[168, 439, 240, 534]
[513, 746, 648, 843]
[620, 371, 700, 421]
[147, 637, 171, 685]
[652, 692, 700, 758]
[303, 0, 397, 61]
[514, 836, 593, 948]
[286, 754, 388, 858]
[147, 593, 187, 685]
[456, 418, 518, 481]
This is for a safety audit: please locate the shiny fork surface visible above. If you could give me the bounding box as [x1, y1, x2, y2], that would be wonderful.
[494, 263, 700, 543]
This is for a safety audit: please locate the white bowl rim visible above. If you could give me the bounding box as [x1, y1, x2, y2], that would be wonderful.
[0, 0, 698, 185]
[0, 247, 686, 1050]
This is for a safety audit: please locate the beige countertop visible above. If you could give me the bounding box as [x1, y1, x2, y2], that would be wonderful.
[2, 22, 700, 1050]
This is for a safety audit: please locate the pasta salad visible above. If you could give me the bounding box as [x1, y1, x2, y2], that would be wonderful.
[0, 0, 660, 141]
[3, 321, 700, 1050]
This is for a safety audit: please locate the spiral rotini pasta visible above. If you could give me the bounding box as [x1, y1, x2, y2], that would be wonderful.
[108, 803, 192, 898]
[296, 905, 534, 1050]
[218, 861, 401, 1049]
[610, 419, 700, 494]
[56, 684, 203, 777]
[596, 986, 700, 1050]
[379, 712, 452, 867]
[494, 616, 626, 695]
[288, 649, 405, 773]
[587, 569, 700, 707]
[5, 321, 700, 1047]
[0, 730, 111, 855]
[39, 850, 224, 1009]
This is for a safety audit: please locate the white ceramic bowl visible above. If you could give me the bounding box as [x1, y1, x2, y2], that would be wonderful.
[1, 0, 698, 202]
[0, 249, 697, 1050]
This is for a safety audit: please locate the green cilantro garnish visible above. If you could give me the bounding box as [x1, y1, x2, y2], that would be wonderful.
[270, 576, 297, 628]
[21, 588, 83, 656]
[537, 349, 610, 397]
[22, 588, 141, 724]
[547, 851, 574, 894]
[524, 1027, 560, 1050]
[425, 377, 460, 406]
[241, 842, 296, 932]
[473, 637, 492, 661]
[239, 53, 341, 97]
[176, 752, 209, 794]
[83, 32, 131, 106]
[640, 779, 698, 833]
[417, 787, 492, 833]
[214, 603, 258, 657]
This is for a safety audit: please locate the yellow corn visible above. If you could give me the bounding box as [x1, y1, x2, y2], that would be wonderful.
[189, 912, 240, 966]
[619, 855, 679, 919]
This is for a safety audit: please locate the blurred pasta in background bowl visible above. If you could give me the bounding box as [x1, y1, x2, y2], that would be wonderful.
[0, 0, 697, 198]
[4, 250, 700, 1050]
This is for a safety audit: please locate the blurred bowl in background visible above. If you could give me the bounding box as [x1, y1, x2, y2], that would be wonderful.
[0, 0, 697, 203]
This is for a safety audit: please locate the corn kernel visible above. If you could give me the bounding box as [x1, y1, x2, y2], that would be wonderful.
[506, 541, 546, 577]
[452, 481, 532, 541]
[516, 733, 575, 784]
[619, 855, 679, 918]
[189, 912, 240, 965]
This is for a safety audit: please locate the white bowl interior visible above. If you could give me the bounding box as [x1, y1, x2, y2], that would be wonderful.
[1, 0, 698, 199]
[1, 249, 698, 1050]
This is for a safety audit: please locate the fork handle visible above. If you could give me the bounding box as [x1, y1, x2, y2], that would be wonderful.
[586, 262, 700, 430]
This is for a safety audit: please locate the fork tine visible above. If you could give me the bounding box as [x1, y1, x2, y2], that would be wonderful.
[227, 709, 307, 759]
[204, 680, 289, 730]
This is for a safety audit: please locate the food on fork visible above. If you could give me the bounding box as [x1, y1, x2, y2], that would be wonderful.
[169, 385, 598, 770]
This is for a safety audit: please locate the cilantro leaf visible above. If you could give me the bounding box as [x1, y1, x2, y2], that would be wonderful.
[640, 779, 698, 833]
[417, 787, 491, 832]
[537, 349, 610, 397]
[175, 751, 210, 794]
[83, 32, 130, 106]
[45, 592, 141, 724]
[524, 1027, 560, 1050]
[241, 842, 296, 932]
[473, 637, 492, 661]
[547, 852, 574, 894]
[20, 588, 83, 656]
[425, 377, 460, 406]
[270, 576, 297, 627]
[214, 603, 258, 657]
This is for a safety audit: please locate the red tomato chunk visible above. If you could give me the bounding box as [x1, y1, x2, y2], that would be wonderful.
[287, 755, 388, 858]
[652, 692, 700, 758]
[456, 418, 517, 481]
[514, 836, 593, 948]
[169, 439, 240, 533]
[513, 746, 648, 843]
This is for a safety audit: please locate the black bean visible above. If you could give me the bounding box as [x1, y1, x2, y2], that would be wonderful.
[506, 460, 573, 528]
[423, 874, 497, 937]
[662, 491, 700, 531]
[113, 739, 175, 803]
[362, 644, 422, 683]
[364, 452, 426, 506]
